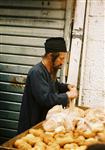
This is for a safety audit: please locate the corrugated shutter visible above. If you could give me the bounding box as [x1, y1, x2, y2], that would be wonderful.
[0, 0, 70, 143]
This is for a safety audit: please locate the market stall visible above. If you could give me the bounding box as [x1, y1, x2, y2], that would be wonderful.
[1, 105, 105, 150]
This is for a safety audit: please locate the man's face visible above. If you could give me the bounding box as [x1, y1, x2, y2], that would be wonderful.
[52, 52, 66, 70]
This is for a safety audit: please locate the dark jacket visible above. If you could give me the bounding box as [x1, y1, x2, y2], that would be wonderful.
[18, 62, 68, 134]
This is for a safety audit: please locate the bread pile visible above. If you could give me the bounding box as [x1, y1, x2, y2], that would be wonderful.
[14, 105, 105, 150]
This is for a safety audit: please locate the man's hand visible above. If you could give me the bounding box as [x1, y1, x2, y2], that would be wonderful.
[66, 87, 78, 100]
[67, 84, 76, 91]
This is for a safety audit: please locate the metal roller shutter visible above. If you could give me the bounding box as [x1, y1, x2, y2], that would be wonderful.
[0, 0, 73, 143]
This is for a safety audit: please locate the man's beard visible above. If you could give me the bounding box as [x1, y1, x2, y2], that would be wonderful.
[50, 57, 62, 80]
[51, 64, 62, 80]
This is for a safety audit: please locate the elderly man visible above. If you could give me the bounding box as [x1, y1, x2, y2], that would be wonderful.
[18, 37, 78, 134]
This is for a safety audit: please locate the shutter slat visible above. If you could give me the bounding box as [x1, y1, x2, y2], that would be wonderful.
[0, 110, 19, 120]
[0, 8, 65, 19]
[0, 17, 64, 29]
[0, 63, 31, 74]
[0, 82, 24, 93]
[0, 26, 63, 37]
[1, 45, 44, 56]
[0, 128, 17, 138]
[1, 35, 46, 47]
[0, 54, 41, 65]
[0, 119, 18, 130]
[0, 100, 21, 112]
[0, 0, 66, 10]
[0, 91, 22, 103]
[0, 72, 26, 84]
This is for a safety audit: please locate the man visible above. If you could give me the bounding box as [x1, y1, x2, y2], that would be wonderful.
[18, 37, 78, 134]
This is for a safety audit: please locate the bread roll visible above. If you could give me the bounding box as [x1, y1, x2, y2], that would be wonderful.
[32, 141, 46, 150]
[14, 139, 32, 150]
[22, 134, 41, 146]
[29, 128, 44, 139]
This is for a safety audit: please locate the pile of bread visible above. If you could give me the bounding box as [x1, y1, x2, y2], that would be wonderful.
[14, 105, 105, 150]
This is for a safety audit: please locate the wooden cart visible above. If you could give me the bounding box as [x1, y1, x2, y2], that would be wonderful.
[0, 122, 42, 150]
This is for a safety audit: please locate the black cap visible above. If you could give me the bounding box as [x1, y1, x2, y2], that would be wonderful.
[45, 37, 67, 53]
